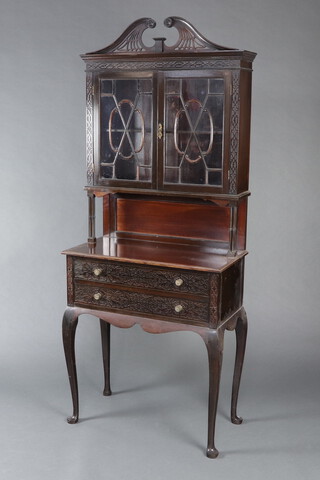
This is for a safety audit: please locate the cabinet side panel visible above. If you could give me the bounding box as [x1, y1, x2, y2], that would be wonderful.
[220, 259, 244, 322]
[117, 198, 231, 242]
[237, 69, 253, 193]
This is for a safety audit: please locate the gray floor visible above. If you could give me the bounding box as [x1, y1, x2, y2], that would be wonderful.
[1, 317, 319, 480]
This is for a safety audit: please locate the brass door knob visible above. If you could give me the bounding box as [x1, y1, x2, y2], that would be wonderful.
[175, 278, 183, 287]
[174, 304, 183, 313]
[93, 292, 102, 301]
[93, 268, 103, 276]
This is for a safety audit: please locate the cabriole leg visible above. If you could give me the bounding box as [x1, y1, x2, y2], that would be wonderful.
[62, 307, 79, 424]
[100, 319, 112, 396]
[202, 329, 224, 459]
[231, 307, 248, 425]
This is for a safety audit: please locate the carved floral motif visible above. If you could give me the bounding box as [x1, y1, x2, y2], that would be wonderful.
[66, 257, 74, 304]
[74, 259, 210, 295]
[74, 284, 208, 324]
[209, 274, 220, 327]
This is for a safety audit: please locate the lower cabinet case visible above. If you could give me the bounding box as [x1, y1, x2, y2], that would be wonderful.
[62, 248, 248, 459]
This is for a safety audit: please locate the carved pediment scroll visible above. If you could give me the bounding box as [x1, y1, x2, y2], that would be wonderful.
[85, 16, 236, 55]
[86, 17, 157, 54]
[163, 16, 234, 52]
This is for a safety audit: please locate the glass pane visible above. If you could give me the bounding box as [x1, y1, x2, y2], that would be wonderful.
[181, 159, 206, 185]
[115, 157, 136, 180]
[139, 167, 152, 181]
[139, 79, 153, 93]
[166, 95, 182, 132]
[166, 79, 180, 94]
[204, 133, 223, 169]
[164, 76, 224, 187]
[114, 80, 138, 103]
[100, 78, 153, 182]
[180, 78, 208, 103]
[208, 171, 222, 186]
[209, 78, 224, 94]
[164, 168, 180, 183]
[164, 135, 179, 167]
[206, 95, 224, 131]
[101, 79, 112, 94]
[100, 165, 113, 178]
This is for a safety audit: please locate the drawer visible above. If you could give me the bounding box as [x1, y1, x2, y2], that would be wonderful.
[73, 258, 210, 296]
[74, 283, 209, 326]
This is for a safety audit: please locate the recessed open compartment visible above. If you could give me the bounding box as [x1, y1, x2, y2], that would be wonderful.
[97, 192, 248, 255]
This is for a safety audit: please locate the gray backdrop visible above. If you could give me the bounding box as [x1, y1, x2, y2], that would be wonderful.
[1, 0, 320, 479]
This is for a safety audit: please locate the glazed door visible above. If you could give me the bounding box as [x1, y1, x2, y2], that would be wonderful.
[160, 71, 231, 194]
[96, 73, 156, 188]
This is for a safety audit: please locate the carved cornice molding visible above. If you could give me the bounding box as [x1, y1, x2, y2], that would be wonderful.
[85, 58, 241, 72]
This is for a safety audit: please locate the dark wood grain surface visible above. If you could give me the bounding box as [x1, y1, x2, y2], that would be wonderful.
[62, 236, 247, 272]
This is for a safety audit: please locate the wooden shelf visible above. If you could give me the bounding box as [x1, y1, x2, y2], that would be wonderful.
[62, 236, 247, 273]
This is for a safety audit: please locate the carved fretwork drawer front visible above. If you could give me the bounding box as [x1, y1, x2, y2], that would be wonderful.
[73, 258, 210, 296]
[74, 283, 209, 326]
[67, 255, 245, 328]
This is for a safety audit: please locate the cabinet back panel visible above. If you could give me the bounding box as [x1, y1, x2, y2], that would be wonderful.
[236, 197, 247, 251]
[116, 198, 230, 242]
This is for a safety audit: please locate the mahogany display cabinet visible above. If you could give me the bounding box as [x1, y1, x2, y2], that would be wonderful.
[62, 17, 256, 458]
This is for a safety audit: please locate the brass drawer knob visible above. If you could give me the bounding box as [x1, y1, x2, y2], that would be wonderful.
[175, 278, 183, 287]
[174, 304, 183, 313]
[93, 292, 102, 301]
[93, 268, 103, 277]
